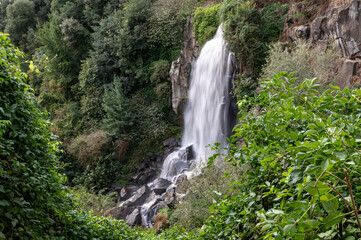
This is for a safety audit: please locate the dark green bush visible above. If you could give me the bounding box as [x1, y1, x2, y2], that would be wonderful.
[0, 31, 157, 240]
[222, 1, 288, 78]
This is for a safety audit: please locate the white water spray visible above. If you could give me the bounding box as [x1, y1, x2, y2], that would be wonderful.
[160, 26, 234, 182]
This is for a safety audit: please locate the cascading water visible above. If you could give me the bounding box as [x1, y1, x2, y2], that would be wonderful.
[138, 26, 235, 228]
[160, 26, 234, 182]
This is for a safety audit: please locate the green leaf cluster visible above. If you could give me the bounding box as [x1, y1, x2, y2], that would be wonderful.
[194, 3, 221, 46]
[200, 72, 361, 239]
[0, 31, 172, 240]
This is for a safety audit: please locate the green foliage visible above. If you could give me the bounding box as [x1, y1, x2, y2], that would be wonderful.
[73, 152, 126, 190]
[200, 72, 361, 239]
[194, 4, 220, 46]
[262, 41, 340, 86]
[170, 163, 240, 230]
[103, 77, 136, 138]
[0, 33, 158, 239]
[222, 1, 288, 78]
[0, 31, 68, 239]
[5, 0, 35, 46]
[150, 60, 170, 84]
[73, 186, 116, 216]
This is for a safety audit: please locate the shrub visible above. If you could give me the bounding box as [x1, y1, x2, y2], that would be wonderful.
[0, 34, 149, 239]
[150, 60, 170, 84]
[68, 130, 111, 167]
[221, 1, 288, 77]
[262, 41, 340, 86]
[194, 3, 221, 46]
[200, 72, 361, 239]
[73, 186, 116, 216]
[170, 163, 240, 230]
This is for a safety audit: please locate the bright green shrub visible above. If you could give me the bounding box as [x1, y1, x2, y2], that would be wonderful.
[0, 31, 71, 239]
[194, 4, 220, 46]
[201, 72, 361, 239]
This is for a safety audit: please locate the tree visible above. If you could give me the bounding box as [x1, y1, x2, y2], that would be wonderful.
[102, 77, 135, 138]
[5, 0, 35, 46]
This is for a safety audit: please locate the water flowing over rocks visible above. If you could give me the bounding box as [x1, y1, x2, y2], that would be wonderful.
[108, 26, 235, 228]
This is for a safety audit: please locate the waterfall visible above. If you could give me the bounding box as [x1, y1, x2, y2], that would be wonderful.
[138, 25, 235, 228]
[160, 26, 234, 182]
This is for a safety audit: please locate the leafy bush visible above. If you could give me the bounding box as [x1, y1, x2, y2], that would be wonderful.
[73, 186, 116, 216]
[262, 41, 340, 86]
[0, 32, 155, 240]
[150, 60, 170, 84]
[194, 3, 220, 46]
[73, 152, 125, 190]
[170, 163, 240, 230]
[0, 31, 68, 239]
[221, 1, 288, 78]
[68, 130, 111, 167]
[200, 72, 361, 239]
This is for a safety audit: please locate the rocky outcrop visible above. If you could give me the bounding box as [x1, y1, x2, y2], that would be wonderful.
[151, 178, 172, 195]
[105, 142, 187, 227]
[307, 0, 361, 88]
[169, 15, 199, 115]
[311, 0, 361, 58]
[178, 145, 194, 161]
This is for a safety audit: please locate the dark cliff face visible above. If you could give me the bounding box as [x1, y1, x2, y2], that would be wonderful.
[311, 0, 361, 88]
[169, 15, 199, 116]
[284, 0, 361, 89]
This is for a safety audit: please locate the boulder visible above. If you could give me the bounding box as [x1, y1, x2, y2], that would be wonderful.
[125, 208, 141, 226]
[290, 25, 310, 41]
[178, 145, 194, 160]
[163, 137, 180, 149]
[156, 201, 168, 212]
[129, 185, 151, 207]
[335, 59, 360, 88]
[104, 205, 136, 220]
[152, 178, 172, 195]
[164, 185, 176, 205]
[137, 168, 157, 185]
[118, 185, 139, 202]
[170, 15, 199, 115]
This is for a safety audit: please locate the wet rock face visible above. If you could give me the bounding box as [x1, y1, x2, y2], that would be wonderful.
[163, 137, 181, 153]
[125, 208, 141, 226]
[178, 145, 194, 161]
[118, 185, 139, 202]
[169, 15, 199, 115]
[152, 178, 172, 195]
